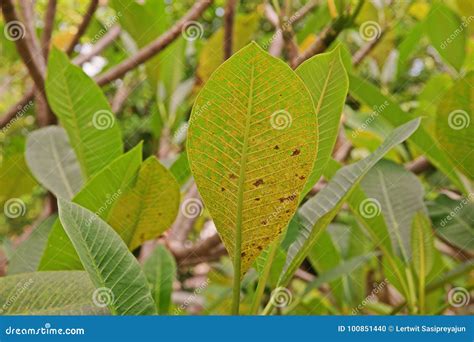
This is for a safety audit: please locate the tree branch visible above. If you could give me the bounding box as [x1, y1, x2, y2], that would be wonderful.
[96, 0, 213, 86]
[65, 0, 99, 55]
[40, 0, 57, 59]
[1, 25, 121, 130]
[2, 0, 46, 95]
[223, 0, 237, 60]
[352, 29, 386, 66]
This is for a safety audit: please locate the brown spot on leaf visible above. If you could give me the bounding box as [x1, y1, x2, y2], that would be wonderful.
[291, 148, 301, 156]
[255, 197, 260, 201]
[253, 179, 264, 187]
[261, 220, 268, 225]
[257, 246, 263, 251]
[299, 175, 305, 180]
[221, 187, 225, 192]
[274, 145, 279, 150]
[278, 194, 297, 203]
[229, 173, 237, 180]
[241, 252, 246, 257]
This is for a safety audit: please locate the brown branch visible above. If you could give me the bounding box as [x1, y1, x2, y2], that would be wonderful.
[223, 0, 237, 60]
[40, 0, 57, 59]
[1, 25, 121, 130]
[352, 29, 386, 66]
[405, 156, 432, 174]
[173, 234, 222, 261]
[292, 0, 317, 25]
[96, 0, 213, 86]
[2, 0, 46, 94]
[65, 0, 99, 55]
[294, 23, 341, 67]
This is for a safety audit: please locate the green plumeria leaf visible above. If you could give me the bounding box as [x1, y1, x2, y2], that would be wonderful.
[39, 144, 142, 271]
[45, 47, 123, 178]
[58, 199, 156, 315]
[279, 118, 420, 286]
[411, 211, 435, 278]
[427, 195, 474, 252]
[188, 42, 318, 277]
[8, 215, 56, 275]
[0, 271, 109, 315]
[108, 157, 180, 250]
[435, 72, 474, 180]
[361, 160, 426, 262]
[143, 244, 177, 314]
[25, 126, 83, 199]
[295, 46, 349, 198]
[426, 3, 466, 71]
[348, 73, 466, 192]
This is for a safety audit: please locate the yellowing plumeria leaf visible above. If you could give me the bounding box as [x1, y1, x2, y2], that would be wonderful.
[411, 211, 435, 278]
[58, 199, 157, 315]
[435, 72, 474, 180]
[295, 46, 349, 198]
[187, 42, 318, 277]
[108, 157, 180, 251]
[0, 271, 109, 315]
[46, 47, 123, 178]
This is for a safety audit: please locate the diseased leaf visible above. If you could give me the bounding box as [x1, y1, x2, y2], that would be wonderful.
[58, 199, 156, 315]
[108, 157, 180, 250]
[435, 72, 474, 180]
[348, 73, 466, 192]
[295, 46, 349, 198]
[45, 47, 123, 178]
[279, 119, 420, 286]
[8, 215, 56, 275]
[25, 126, 83, 199]
[361, 160, 425, 262]
[427, 195, 474, 252]
[143, 244, 176, 314]
[188, 42, 318, 277]
[39, 145, 143, 271]
[0, 271, 108, 315]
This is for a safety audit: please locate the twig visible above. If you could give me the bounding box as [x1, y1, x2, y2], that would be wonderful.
[405, 156, 432, 174]
[223, 0, 237, 60]
[65, 0, 99, 55]
[1, 25, 121, 130]
[96, 0, 213, 85]
[352, 29, 386, 66]
[168, 184, 201, 244]
[41, 0, 57, 59]
[2, 0, 46, 95]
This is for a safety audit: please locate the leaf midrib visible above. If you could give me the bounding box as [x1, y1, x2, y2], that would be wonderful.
[234, 60, 256, 276]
